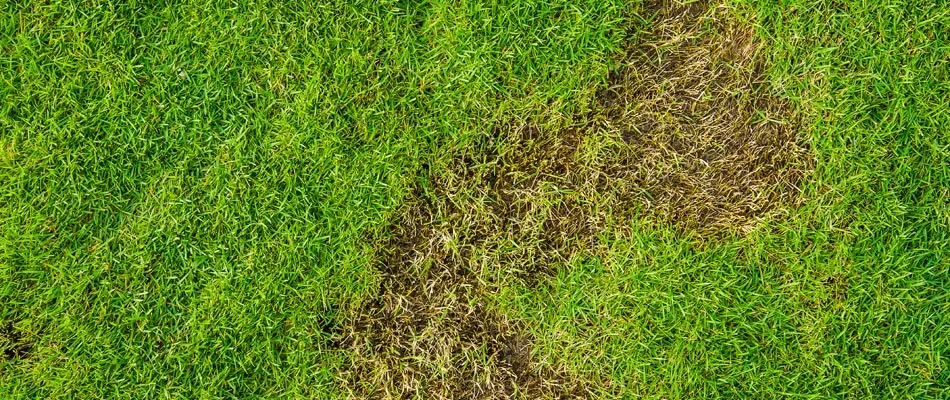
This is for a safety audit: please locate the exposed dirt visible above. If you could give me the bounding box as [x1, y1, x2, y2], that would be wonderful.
[0, 321, 32, 362]
[332, 0, 813, 398]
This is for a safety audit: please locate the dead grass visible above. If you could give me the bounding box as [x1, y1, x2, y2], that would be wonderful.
[596, 0, 813, 233]
[332, 194, 586, 399]
[332, 0, 813, 398]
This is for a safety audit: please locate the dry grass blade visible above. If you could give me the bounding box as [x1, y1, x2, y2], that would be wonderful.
[332, 0, 813, 398]
[332, 193, 586, 399]
[596, 0, 813, 233]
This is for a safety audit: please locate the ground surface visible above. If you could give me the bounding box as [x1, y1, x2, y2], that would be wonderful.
[1, 0, 948, 399]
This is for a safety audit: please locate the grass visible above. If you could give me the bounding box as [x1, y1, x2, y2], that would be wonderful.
[1, 0, 948, 399]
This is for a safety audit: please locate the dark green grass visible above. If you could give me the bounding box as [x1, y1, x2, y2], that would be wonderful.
[1, 0, 948, 398]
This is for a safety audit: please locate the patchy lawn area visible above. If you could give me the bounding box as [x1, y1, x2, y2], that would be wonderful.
[1, 0, 947, 398]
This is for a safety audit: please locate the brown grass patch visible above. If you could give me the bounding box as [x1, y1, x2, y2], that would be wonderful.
[596, 0, 812, 232]
[331, 124, 595, 398]
[332, 0, 813, 398]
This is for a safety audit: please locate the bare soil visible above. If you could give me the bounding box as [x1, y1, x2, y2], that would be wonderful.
[0, 322, 31, 363]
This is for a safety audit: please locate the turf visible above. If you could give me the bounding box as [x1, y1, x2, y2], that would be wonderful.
[1, 0, 948, 399]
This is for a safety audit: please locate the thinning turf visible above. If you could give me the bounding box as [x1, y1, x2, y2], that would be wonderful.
[1, 0, 948, 398]
[0, 0, 628, 398]
[507, 0, 950, 398]
[329, 2, 816, 397]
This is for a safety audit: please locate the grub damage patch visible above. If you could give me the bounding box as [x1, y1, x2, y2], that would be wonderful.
[332, 0, 813, 398]
[332, 193, 588, 399]
[596, 0, 813, 233]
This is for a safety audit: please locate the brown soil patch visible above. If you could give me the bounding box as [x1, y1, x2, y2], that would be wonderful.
[332, 0, 812, 398]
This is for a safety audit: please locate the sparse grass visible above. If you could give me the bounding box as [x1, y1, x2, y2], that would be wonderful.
[1, 0, 948, 399]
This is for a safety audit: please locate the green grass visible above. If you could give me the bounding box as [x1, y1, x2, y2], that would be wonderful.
[0, 0, 628, 397]
[1, 0, 948, 398]
[508, 1, 950, 398]
[505, 0, 950, 398]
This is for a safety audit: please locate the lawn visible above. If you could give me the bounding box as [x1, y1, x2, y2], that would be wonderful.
[1, 0, 947, 398]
